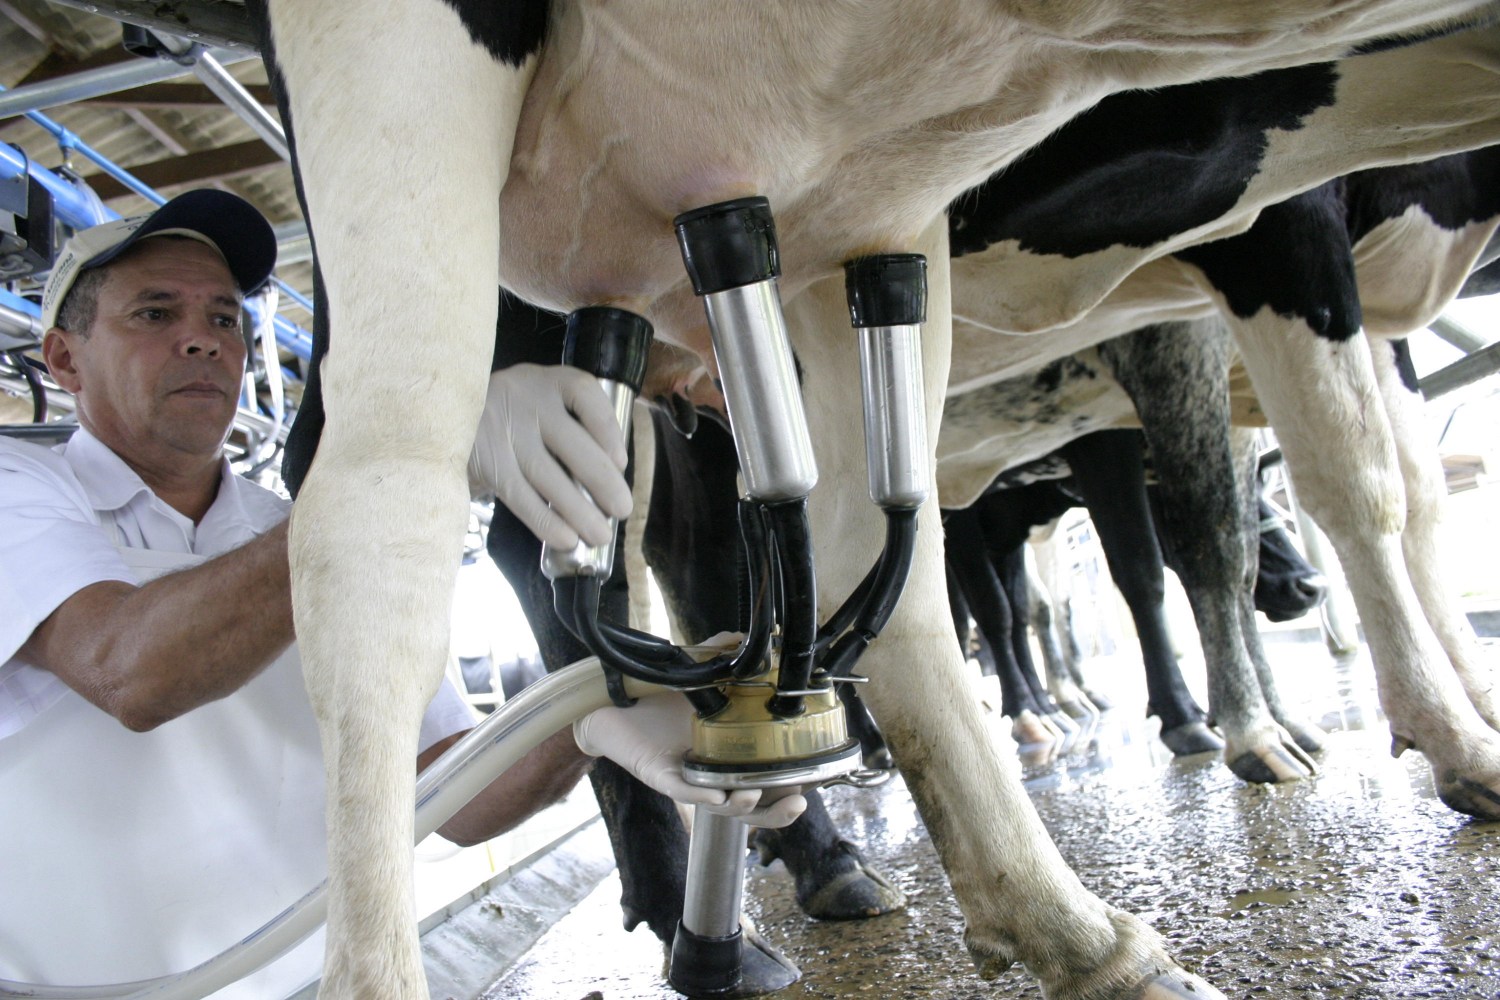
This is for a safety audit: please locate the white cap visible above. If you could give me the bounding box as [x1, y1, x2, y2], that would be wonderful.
[41, 189, 278, 330]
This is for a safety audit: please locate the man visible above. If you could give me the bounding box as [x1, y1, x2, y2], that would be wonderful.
[0, 190, 800, 997]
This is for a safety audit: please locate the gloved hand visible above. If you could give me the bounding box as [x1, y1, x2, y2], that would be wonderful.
[574, 693, 808, 828]
[467, 364, 633, 549]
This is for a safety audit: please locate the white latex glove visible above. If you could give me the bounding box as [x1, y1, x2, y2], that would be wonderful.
[467, 364, 633, 549]
[574, 693, 808, 829]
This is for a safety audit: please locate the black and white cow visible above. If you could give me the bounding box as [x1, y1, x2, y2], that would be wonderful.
[940, 307, 1327, 782]
[946, 141, 1500, 813]
[945, 441, 1219, 756]
[251, 3, 1500, 997]
[949, 439, 1330, 750]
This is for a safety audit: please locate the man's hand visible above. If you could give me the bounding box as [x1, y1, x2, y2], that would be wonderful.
[467, 364, 633, 549]
[574, 694, 808, 828]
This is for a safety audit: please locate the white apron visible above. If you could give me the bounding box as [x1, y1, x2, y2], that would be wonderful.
[0, 540, 329, 998]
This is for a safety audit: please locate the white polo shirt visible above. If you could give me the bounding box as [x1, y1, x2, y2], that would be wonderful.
[0, 426, 472, 742]
[0, 426, 475, 996]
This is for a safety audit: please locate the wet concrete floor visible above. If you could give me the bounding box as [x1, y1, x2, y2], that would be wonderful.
[484, 638, 1500, 999]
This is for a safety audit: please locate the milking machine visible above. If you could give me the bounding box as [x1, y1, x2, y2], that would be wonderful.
[544, 197, 930, 997]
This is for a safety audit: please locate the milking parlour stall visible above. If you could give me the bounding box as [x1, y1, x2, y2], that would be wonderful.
[1, 2, 1499, 999]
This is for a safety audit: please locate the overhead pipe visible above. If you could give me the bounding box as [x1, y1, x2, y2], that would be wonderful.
[0, 290, 44, 348]
[0, 47, 255, 121]
[1429, 315, 1490, 354]
[273, 220, 311, 267]
[0, 141, 110, 230]
[190, 51, 291, 161]
[132, 31, 291, 164]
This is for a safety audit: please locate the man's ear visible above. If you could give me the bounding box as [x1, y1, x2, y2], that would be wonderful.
[41, 328, 84, 394]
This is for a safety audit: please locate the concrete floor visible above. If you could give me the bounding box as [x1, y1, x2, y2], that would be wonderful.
[470, 636, 1500, 1000]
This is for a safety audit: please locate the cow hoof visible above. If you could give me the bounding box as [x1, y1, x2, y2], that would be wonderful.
[1404, 726, 1500, 819]
[1057, 695, 1101, 722]
[1159, 721, 1224, 756]
[1436, 773, 1500, 820]
[1012, 709, 1060, 746]
[1227, 739, 1317, 783]
[1129, 967, 1227, 999]
[734, 923, 801, 997]
[1048, 708, 1082, 737]
[1277, 716, 1327, 753]
[798, 842, 906, 920]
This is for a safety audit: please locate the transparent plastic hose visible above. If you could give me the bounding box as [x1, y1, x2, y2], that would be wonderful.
[1, 659, 655, 1000]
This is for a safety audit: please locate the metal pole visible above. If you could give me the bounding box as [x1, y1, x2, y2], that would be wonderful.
[1429, 316, 1491, 355]
[190, 51, 291, 161]
[680, 809, 749, 938]
[1419, 340, 1500, 400]
[0, 299, 44, 349]
[0, 49, 254, 120]
[273, 221, 311, 266]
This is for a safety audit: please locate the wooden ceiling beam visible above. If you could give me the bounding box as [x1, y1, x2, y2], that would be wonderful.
[79, 81, 277, 109]
[15, 46, 139, 87]
[85, 139, 284, 199]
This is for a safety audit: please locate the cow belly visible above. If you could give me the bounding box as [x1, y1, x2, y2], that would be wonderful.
[937, 354, 1139, 509]
[948, 254, 1217, 392]
[494, 1, 1497, 358]
[1355, 208, 1500, 335]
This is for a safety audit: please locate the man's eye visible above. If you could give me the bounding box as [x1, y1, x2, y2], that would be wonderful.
[136, 308, 168, 322]
[213, 314, 240, 329]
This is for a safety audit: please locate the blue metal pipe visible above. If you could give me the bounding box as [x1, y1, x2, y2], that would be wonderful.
[14, 99, 165, 206]
[0, 141, 110, 229]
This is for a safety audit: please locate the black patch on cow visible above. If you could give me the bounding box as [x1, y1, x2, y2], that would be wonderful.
[947, 63, 1339, 259]
[1176, 181, 1363, 341]
[1350, 9, 1500, 55]
[1170, 147, 1500, 345]
[1390, 338, 1421, 395]
[1031, 360, 1065, 395]
[493, 288, 569, 369]
[1344, 146, 1500, 245]
[243, 0, 324, 496]
[440, 0, 550, 67]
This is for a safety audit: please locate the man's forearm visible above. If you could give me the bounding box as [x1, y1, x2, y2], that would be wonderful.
[22, 518, 296, 730]
[429, 728, 593, 847]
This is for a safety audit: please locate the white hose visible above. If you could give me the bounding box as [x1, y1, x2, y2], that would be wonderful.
[0, 659, 657, 1000]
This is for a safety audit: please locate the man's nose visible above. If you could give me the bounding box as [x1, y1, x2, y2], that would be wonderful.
[180, 317, 223, 357]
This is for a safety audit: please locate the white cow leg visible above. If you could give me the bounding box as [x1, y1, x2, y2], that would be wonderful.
[1229, 427, 1326, 754]
[1231, 313, 1500, 820]
[1027, 541, 1099, 723]
[1371, 338, 1500, 731]
[266, 2, 528, 994]
[789, 228, 1221, 1000]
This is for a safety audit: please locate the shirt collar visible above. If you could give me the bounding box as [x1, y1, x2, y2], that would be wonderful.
[60, 427, 155, 514]
[61, 427, 237, 521]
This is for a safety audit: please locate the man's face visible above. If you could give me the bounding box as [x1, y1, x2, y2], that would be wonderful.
[50, 238, 247, 464]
